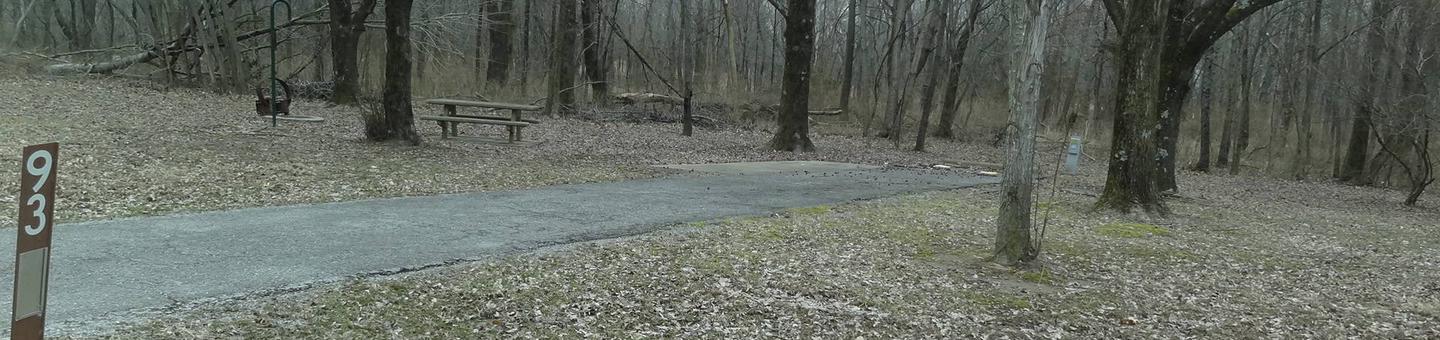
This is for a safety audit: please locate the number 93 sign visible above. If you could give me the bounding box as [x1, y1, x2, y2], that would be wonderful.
[13, 143, 57, 340]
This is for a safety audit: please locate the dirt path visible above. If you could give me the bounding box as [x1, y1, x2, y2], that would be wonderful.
[0, 163, 997, 335]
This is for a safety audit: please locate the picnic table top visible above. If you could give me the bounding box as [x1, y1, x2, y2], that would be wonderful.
[424, 98, 543, 111]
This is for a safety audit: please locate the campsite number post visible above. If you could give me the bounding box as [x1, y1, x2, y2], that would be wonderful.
[13, 143, 57, 340]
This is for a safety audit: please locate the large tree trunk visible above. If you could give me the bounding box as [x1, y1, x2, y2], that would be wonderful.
[1096, 0, 1172, 214]
[933, 0, 985, 140]
[580, 0, 608, 104]
[767, 0, 818, 152]
[369, 0, 420, 145]
[328, 0, 377, 105]
[838, 0, 860, 114]
[486, 0, 516, 88]
[545, 0, 579, 116]
[994, 0, 1049, 267]
[1147, 0, 1288, 191]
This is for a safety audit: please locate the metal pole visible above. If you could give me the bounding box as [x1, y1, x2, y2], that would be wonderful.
[270, 0, 292, 127]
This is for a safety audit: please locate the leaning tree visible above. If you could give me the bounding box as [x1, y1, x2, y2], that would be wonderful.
[1096, 0, 1287, 213]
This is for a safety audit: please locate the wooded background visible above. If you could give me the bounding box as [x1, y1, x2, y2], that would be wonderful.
[1, 0, 1435, 204]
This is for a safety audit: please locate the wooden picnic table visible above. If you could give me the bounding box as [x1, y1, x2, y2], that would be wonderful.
[420, 99, 543, 143]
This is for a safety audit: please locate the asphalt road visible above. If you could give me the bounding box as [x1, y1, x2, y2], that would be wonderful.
[0, 163, 998, 334]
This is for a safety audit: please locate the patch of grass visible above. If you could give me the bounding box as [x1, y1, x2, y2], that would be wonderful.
[787, 205, 833, 216]
[1095, 222, 1171, 238]
[1019, 270, 1054, 285]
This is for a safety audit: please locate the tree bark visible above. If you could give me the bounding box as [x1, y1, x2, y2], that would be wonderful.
[580, 0, 608, 104]
[1096, 0, 1172, 214]
[1339, 0, 1391, 183]
[768, 0, 818, 152]
[328, 0, 377, 105]
[1193, 56, 1214, 172]
[1230, 23, 1254, 176]
[994, 0, 1049, 267]
[933, 0, 985, 140]
[370, 0, 420, 145]
[839, 0, 860, 114]
[486, 0, 516, 88]
[913, 0, 952, 151]
[1293, 0, 1322, 180]
[545, 0, 580, 116]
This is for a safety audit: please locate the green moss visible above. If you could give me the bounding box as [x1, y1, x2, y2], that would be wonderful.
[1019, 270, 1054, 284]
[1096, 223, 1171, 238]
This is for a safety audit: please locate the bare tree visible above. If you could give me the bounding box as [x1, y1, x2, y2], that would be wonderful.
[768, 0, 818, 152]
[328, 0, 378, 105]
[839, 0, 861, 114]
[485, 0, 517, 88]
[995, 0, 1050, 267]
[933, 0, 986, 140]
[369, 0, 421, 145]
[545, 0, 579, 116]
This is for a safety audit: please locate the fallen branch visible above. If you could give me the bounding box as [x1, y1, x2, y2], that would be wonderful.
[615, 92, 684, 105]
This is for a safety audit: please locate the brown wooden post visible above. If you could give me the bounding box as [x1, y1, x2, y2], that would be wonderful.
[13, 143, 58, 340]
[511, 108, 523, 141]
[444, 105, 459, 137]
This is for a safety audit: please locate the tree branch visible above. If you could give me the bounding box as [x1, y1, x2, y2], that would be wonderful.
[766, 0, 790, 20]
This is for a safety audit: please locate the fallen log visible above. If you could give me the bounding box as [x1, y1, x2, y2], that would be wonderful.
[44, 6, 326, 76]
[614, 92, 684, 105]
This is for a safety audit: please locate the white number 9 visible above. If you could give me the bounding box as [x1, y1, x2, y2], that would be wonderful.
[26, 150, 52, 192]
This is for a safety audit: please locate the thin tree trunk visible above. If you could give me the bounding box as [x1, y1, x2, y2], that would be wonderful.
[1293, 0, 1323, 180]
[519, 0, 532, 95]
[1193, 56, 1214, 172]
[913, 0, 952, 151]
[1340, 0, 1391, 183]
[994, 0, 1049, 267]
[1230, 24, 1254, 176]
[933, 0, 984, 140]
[768, 0, 818, 152]
[545, 0, 579, 116]
[839, 0, 860, 113]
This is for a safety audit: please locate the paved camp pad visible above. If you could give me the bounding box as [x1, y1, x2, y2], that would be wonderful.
[0, 163, 999, 335]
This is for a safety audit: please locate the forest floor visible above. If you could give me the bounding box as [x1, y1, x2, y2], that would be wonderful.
[5, 78, 1438, 338]
[88, 164, 1440, 339]
[0, 77, 997, 229]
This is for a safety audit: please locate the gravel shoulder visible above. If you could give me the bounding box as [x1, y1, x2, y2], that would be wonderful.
[0, 78, 997, 228]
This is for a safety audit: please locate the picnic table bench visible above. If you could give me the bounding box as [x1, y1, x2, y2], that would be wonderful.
[420, 99, 543, 143]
